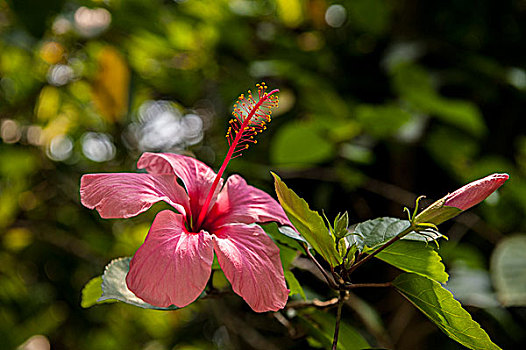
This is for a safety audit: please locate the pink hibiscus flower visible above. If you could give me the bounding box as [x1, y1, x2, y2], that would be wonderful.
[80, 83, 291, 312]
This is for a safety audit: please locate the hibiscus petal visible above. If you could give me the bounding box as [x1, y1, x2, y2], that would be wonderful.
[80, 173, 190, 219]
[206, 175, 292, 229]
[126, 210, 214, 308]
[137, 152, 222, 219]
[213, 223, 289, 312]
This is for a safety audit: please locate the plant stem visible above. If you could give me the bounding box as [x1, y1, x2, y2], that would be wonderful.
[347, 225, 414, 275]
[332, 290, 346, 350]
[304, 244, 339, 290]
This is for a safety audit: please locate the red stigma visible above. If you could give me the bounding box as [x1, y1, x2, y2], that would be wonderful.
[226, 82, 279, 158]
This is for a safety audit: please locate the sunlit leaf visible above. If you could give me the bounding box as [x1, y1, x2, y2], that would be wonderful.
[80, 276, 109, 308]
[276, 0, 303, 27]
[0, 148, 38, 177]
[285, 271, 306, 300]
[272, 173, 342, 266]
[393, 273, 501, 350]
[491, 235, 526, 306]
[91, 46, 130, 122]
[3, 227, 33, 251]
[375, 240, 448, 283]
[35, 86, 61, 121]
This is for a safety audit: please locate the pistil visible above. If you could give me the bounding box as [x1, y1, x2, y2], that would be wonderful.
[195, 83, 279, 230]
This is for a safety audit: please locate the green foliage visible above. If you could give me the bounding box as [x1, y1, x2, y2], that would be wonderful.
[393, 273, 501, 350]
[272, 173, 342, 266]
[270, 122, 334, 168]
[355, 104, 411, 138]
[392, 63, 486, 136]
[491, 235, 526, 306]
[261, 221, 307, 248]
[375, 240, 449, 283]
[351, 217, 443, 251]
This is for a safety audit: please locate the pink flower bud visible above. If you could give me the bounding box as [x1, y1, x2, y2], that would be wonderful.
[415, 173, 509, 225]
[443, 173, 509, 210]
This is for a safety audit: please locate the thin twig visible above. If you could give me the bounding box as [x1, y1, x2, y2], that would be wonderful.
[344, 282, 392, 289]
[286, 298, 339, 310]
[272, 312, 297, 338]
[303, 244, 339, 290]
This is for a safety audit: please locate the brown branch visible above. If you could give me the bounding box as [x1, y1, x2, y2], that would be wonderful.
[286, 298, 339, 310]
[303, 244, 339, 290]
[344, 282, 392, 289]
[332, 291, 347, 350]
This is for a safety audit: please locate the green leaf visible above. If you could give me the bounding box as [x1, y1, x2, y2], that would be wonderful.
[81, 276, 109, 308]
[99, 257, 181, 310]
[392, 63, 486, 136]
[491, 234, 526, 306]
[298, 310, 371, 350]
[351, 217, 443, 251]
[270, 122, 333, 168]
[425, 126, 479, 175]
[393, 273, 501, 350]
[261, 222, 307, 247]
[272, 173, 342, 266]
[355, 104, 412, 138]
[285, 270, 306, 300]
[374, 241, 448, 283]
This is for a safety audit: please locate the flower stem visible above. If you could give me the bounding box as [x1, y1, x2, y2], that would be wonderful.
[195, 89, 278, 229]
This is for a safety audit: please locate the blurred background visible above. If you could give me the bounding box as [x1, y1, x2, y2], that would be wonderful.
[1, 0, 525, 349]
